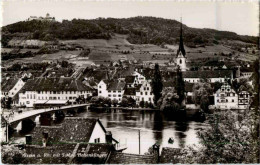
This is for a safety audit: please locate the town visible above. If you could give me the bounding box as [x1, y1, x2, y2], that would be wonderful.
[1, 13, 259, 164]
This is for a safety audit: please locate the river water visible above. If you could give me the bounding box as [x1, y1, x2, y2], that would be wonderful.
[77, 110, 208, 154]
[11, 108, 208, 155]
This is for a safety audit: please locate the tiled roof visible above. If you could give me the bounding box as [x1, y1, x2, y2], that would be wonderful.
[21, 77, 93, 92]
[103, 80, 126, 91]
[1, 78, 19, 92]
[183, 70, 233, 79]
[31, 118, 104, 144]
[124, 88, 136, 96]
[125, 76, 135, 84]
[107, 152, 157, 164]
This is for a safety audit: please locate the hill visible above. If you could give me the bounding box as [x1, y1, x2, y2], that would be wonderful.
[1, 16, 258, 47]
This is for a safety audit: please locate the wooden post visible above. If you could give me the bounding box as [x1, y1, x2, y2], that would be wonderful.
[139, 129, 141, 155]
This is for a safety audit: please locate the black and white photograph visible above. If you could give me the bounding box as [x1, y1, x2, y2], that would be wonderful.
[0, 0, 259, 164]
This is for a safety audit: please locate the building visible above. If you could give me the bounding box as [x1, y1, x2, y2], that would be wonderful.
[132, 71, 147, 84]
[27, 13, 55, 22]
[183, 70, 234, 83]
[238, 91, 251, 109]
[23, 118, 119, 164]
[97, 80, 125, 102]
[136, 80, 154, 105]
[214, 82, 238, 109]
[1, 78, 25, 98]
[175, 19, 187, 72]
[19, 77, 93, 107]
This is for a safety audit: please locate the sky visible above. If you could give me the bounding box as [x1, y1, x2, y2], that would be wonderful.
[1, 0, 259, 36]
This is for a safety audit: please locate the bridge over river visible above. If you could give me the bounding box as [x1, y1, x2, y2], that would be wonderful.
[1, 103, 90, 142]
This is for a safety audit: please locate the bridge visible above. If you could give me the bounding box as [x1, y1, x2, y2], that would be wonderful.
[1, 103, 90, 142]
[6, 103, 89, 124]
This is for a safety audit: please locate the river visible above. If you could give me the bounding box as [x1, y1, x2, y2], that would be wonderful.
[77, 109, 208, 154]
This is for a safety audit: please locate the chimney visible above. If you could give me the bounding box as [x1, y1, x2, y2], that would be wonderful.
[25, 135, 32, 145]
[152, 143, 160, 163]
[105, 131, 113, 144]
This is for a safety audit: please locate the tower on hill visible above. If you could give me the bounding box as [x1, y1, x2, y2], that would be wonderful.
[176, 18, 187, 71]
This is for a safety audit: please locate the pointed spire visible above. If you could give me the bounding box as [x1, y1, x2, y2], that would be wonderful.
[177, 17, 186, 57]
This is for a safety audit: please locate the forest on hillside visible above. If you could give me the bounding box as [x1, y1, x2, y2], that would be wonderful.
[1, 16, 258, 47]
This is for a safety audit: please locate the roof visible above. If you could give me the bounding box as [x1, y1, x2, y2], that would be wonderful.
[103, 80, 125, 91]
[1, 78, 19, 92]
[61, 118, 104, 143]
[125, 76, 135, 84]
[176, 22, 186, 57]
[107, 152, 157, 164]
[124, 88, 136, 96]
[21, 77, 93, 92]
[183, 70, 233, 79]
[31, 118, 105, 144]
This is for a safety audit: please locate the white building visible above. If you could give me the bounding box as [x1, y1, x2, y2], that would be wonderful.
[1, 78, 25, 98]
[183, 70, 233, 83]
[19, 77, 93, 107]
[175, 19, 187, 72]
[136, 80, 154, 105]
[98, 80, 125, 102]
[214, 82, 238, 109]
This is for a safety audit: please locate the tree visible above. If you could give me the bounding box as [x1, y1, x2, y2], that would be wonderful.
[176, 66, 185, 105]
[192, 82, 213, 112]
[120, 98, 128, 107]
[61, 60, 69, 68]
[181, 110, 258, 163]
[157, 87, 180, 111]
[151, 63, 163, 106]
[139, 101, 145, 108]
[111, 99, 118, 107]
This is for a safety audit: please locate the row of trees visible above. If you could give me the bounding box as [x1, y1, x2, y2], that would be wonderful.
[151, 64, 185, 112]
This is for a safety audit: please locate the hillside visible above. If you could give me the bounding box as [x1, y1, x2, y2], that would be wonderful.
[2, 17, 258, 47]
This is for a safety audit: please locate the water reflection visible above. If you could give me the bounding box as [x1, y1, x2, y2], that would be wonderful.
[77, 110, 206, 154]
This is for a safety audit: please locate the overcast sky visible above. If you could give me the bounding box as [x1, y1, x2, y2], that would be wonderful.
[1, 0, 259, 36]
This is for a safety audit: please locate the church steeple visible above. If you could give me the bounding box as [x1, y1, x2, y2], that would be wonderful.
[177, 17, 186, 57]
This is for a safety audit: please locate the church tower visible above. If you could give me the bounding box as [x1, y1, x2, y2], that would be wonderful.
[176, 18, 187, 71]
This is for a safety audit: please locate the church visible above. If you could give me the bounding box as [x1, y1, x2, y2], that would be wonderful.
[170, 19, 187, 71]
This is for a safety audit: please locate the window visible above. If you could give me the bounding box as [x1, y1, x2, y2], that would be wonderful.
[54, 91, 56, 94]
[108, 90, 111, 93]
[145, 92, 147, 95]
[53, 97, 57, 100]
[144, 87, 146, 90]
[69, 97, 72, 100]
[118, 90, 121, 93]
[149, 97, 151, 101]
[99, 86, 101, 88]
[217, 99, 219, 102]
[147, 87, 149, 90]
[49, 97, 53, 100]
[26, 101, 30, 104]
[113, 94, 116, 97]
[141, 92, 143, 95]
[227, 93, 230, 96]
[150, 92, 152, 95]
[118, 95, 121, 97]
[180, 59, 182, 64]
[113, 91, 116, 93]
[94, 138, 100, 143]
[99, 91, 101, 93]
[108, 94, 111, 97]
[226, 99, 228, 102]
[232, 99, 234, 102]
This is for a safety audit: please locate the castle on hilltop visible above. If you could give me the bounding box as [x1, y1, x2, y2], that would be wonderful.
[27, 13, 55, 22]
